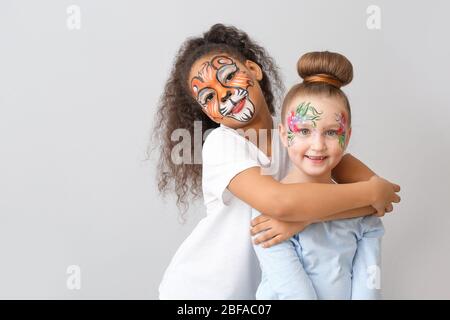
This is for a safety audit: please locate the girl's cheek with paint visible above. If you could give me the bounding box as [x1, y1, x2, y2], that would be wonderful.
[335, 112, 348, 150]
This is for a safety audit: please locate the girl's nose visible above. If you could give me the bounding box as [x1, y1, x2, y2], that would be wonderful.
[311, 134, 326, 151]
[221, 91, 232, 103]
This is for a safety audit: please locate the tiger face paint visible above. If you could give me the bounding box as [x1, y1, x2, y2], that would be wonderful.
[190, 55, 255, 122]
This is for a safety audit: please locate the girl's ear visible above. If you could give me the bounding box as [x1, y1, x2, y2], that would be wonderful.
[279, 123, 289, 148]
[245, 60, 263, 81]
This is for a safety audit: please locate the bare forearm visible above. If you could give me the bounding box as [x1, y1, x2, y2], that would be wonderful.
[313, 206, 376, 223]
[273, 181, 373, 222]
[280, 206, 376, 237]
[332, 153, 376, 183]
[229, 167, 392, 224]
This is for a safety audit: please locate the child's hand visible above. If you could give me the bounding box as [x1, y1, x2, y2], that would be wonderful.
[368, 176, 401, 216]
[250, 215, 310, 248]
[374, 203, 394, 217]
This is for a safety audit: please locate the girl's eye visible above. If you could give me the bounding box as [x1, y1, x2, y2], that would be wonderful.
[217, 64, 238, 84]
[300, 129, 310, 135]
[326, 130, 338, 137]
[200, 92, 215, 105]
[205, 93, 214, 103]
[225, 72, 235, 82]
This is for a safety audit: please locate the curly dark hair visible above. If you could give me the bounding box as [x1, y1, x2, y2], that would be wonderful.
[150, 24, 284, 219]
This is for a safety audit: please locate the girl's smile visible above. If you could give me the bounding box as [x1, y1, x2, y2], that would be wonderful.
[304, 155, 329, 165]
[231, 97, 246, 114]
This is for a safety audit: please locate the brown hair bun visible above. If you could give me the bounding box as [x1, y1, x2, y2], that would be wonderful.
[297, 51, 353, 88]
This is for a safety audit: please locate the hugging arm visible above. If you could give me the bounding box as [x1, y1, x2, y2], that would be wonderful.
[316, 206, 377, 222]
[332, 153, 400, 216]
[250, 206, 377, 248]
[228, 165, 399, 223]
[332, 153, 376, 183]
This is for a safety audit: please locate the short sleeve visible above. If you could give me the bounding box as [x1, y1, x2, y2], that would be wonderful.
[202, 128, 263, 206]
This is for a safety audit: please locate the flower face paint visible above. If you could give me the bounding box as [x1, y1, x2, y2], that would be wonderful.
[191, 56, 255, 122]
[282, 96, 351, 183]
[335, 112, 347, 149]
[287, 102, 323, 146]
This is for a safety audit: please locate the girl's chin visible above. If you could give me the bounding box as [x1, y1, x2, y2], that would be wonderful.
[301, 163, 332, 176]
[303, 169, 329, 177]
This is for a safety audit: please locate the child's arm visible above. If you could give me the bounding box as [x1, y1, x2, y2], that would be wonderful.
[251, 206, 377, 248]
[251, 209, 317, 299]
[316, 206, 377, 221]
[332, 153, 376, 183]
[228, 167, 400, 222]
[331, 153, 400, 215]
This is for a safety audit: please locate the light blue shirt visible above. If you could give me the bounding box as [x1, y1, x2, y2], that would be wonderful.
[252, 210, 384, 300]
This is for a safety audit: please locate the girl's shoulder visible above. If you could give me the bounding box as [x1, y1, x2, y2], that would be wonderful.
[204, 125, 239, 141]
[202, 126, 261, 164]
[203, 125, 250, 150]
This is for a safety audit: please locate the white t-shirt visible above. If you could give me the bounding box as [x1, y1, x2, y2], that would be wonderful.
[158, 117, 290, 300]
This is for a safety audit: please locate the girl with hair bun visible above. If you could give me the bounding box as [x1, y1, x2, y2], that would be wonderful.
[252, 51, 386, 299]
[154, 24, 400, 299]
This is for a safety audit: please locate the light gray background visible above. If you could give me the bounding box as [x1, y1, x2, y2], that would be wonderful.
[1, 0, 449, 299]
